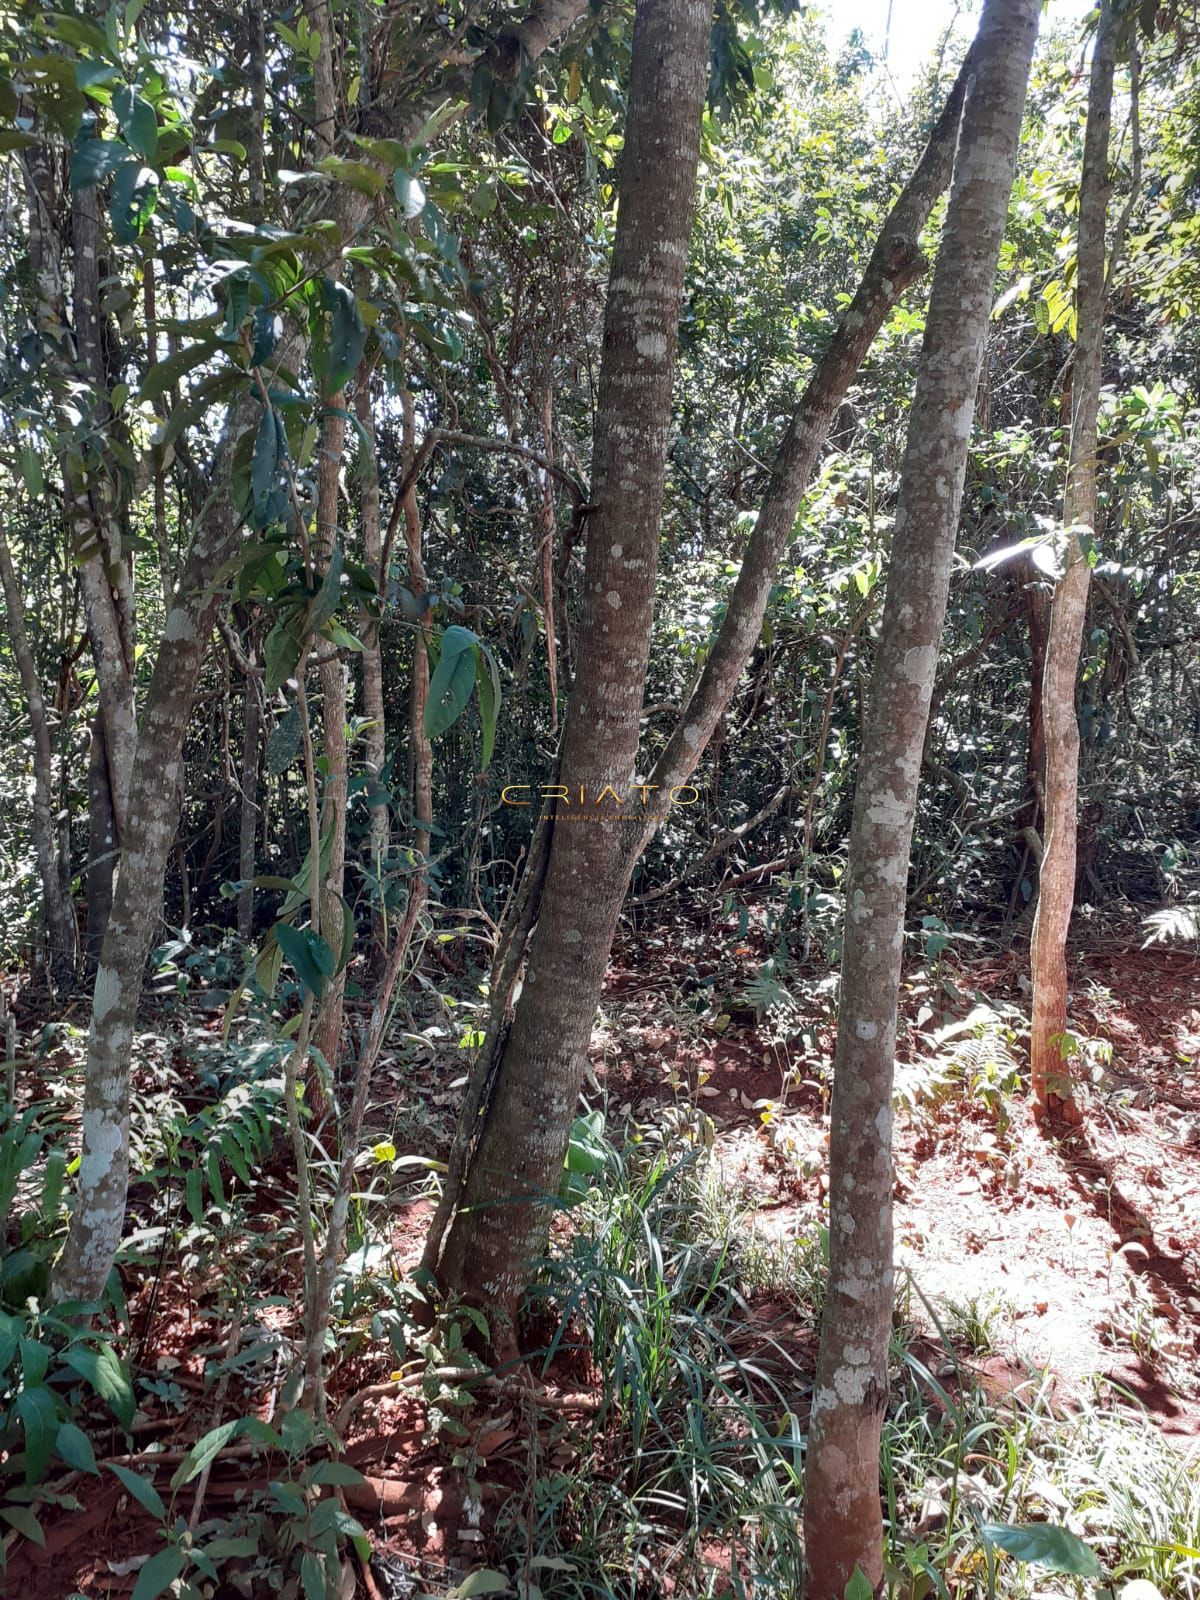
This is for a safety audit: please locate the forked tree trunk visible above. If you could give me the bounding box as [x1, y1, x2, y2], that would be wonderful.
[800, 3, 1038, 1592]
[1030, 0, 1119, 1123]
[436, 0, 713, 1339]
[432, 43, 978, 1317]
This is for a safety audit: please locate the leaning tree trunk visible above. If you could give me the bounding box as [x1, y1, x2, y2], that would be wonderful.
[436, 0, 713, 1342]
[429, 44, 978, 1309]
[53, 336, 303, 1302]
[0, 519, 77, 979]
[802, 2, 1038, 1593]
[1030, 0, 1120, 1123]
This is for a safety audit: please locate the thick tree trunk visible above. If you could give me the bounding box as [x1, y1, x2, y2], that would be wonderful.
[431, 45, 977, 1315]
[801, 3, 1038, 1593]
[1030, 1, 1119, 1123]
[436, 0, 713, 1339]
[0, 520, 77, 979]
[54, 335, 304, 1303]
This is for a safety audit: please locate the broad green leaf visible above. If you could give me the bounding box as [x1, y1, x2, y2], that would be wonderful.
[425, 635, 477, 740]
[55, 1420, 99, 1474]
[263, 610, 305, 693]
[266, 705, 302, 774]
[108, 1461, 166, 1520]
[14, 1385, 57, 1483]
[323, 280, 367, 391]
[301, 1550, 326, 1600]
[112, 84, 157, 160]
[131, 1547, 186, 1600]
[273, 922, 332, 999]
[109, 158, 158, 243]
[844, 1567, 873, 1600]
[251, 406, 282, 520]
[394, 171, 426, 219]
[475, 641, 501, 769]
[63, 1341, 135, 1429]
[0, 1504, 45, 1546]
[140, 338, 220, 404]
[980, 1522, 1101, 1579]
[453, 1572, 512, 1597]
[70, 137, 128, 190]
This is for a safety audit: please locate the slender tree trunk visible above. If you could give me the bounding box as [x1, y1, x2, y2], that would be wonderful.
[436, 0, 713, 1340]
[801, 4, 1038, 1593]
[85, 720, 116, 960]
[1030, 0, 1121, 1123]
[237, 669, 262, 942]
[0, 519, 77, 979]
[309, 0, 350, 1081]
[430, 46, 978, 1312]
[355, 373, 390, 964]
[54, 334, 305, 1303]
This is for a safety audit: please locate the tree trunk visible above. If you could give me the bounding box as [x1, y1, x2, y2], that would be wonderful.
[430, 43, 978, 1316]
[0, 519, 77, 980]
[54, 334, 305, 1304]
[237, 669, 262, 942]
[436, 0, 713, 1341]
[1030, 0, 1120, 1123]
[85, 720, 116, 961]
[309, 0, 349, 1083]
[355, 372, 390, 966]
[801, 3, 1038, 1593]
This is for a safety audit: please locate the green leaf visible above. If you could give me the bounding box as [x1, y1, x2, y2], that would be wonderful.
[844, 1567, 873, 1600]
[301, 1550, 326, 1600]
[266, 705, 302, 774]
[263, 609, 305, 693]
[316, 155, 386, 196]
[69, 138, 128, 190]
[324, 280, 367, 391]
[303, 1459, 366, 1488]
[251, 405, 282, 520]
[113, 84, 157, 160]
[171, 1418, 241, 1489]
[980, 1522, 1101, 1579]
[140, 338, 220, 405]
[14, 1385, 57, 1483]
[453, 1573, 512, 1597]
[394, 170, 426, 219]
[425, 626, 478, 740]
[0, 1505, 45, 1546]
[273, 922, 332, 1000]
[109, 158, 158, 243]
[475, 641, 501, 769]
[63, 1341, 135, 1429]
[251, 306, 283, 366]
[56, 1420, 99, 1474]
[131, 1547, 186, 1600]
[107, 1461, 166, 1520]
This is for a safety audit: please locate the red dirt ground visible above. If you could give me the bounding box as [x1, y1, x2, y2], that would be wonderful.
[7, 927, 1199, 1595]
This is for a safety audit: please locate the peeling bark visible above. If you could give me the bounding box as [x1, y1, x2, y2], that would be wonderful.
[801, 4, 1038, 1593]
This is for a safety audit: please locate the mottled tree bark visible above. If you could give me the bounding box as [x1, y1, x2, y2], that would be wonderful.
[54, 335, 305, 1303]
[0, 519, 77, 979]
[1030, 0, 1119, 1123]
[436, 0, 713, 1337]
[803, 0, 1036, 1587]
[801, 3, 1038, 1593]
